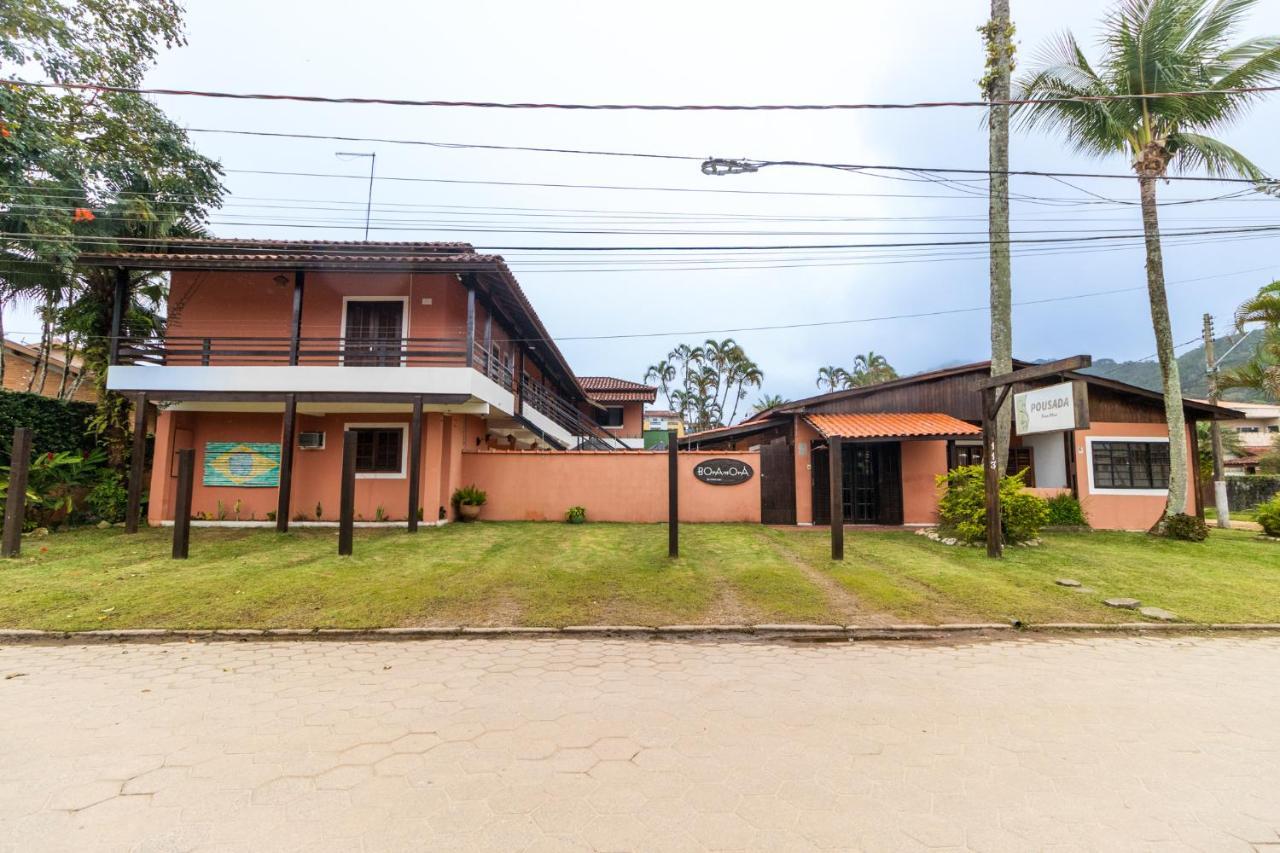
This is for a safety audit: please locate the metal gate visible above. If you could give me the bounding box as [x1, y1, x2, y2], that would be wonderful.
[759, 439, 796, 525]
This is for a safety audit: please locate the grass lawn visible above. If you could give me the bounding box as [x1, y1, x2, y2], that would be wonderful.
[0, 523, 1277, 630]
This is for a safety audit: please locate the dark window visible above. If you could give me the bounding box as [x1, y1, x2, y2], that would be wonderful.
[1092, 441, 1169, 490]
[352, 428, 403, 474]
[595, 406, 625, 428]
[1268, 425, 1279, 434]
[949, 444, 1035, 485]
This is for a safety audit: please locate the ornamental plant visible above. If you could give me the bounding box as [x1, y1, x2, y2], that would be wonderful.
[935, 464, 1049, 545]
[1045, 494, 1088, 528]
[565, 506, 587, 524]
[451, 485, 487, 508]
[1255, 496, 1280, 537]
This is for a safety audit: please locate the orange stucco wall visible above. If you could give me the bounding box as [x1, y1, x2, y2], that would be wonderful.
[794, 418, 820, 525]
[459, 450, 761, 523]
[1075, 421, 1196, 531]
[901, 440, 947, 525]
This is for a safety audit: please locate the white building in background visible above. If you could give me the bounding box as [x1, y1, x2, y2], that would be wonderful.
[1219, 401, 1280, 475]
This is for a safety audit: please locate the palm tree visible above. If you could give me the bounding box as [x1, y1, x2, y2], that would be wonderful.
[726, 356, 764, 425]
[844, 351, 899, 388]
[1015, 0, 1280, 527]
[816, 365, 847, 393]
[1218, 281, 1280, 400]
[644, 359, 677, 410]
[752, 394, 789, 414]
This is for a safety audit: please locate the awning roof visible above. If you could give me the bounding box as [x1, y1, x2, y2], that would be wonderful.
[804, 412, 981, 440]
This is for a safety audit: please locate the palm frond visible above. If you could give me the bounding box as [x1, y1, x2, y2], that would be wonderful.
[1166, 130, 1268, 179]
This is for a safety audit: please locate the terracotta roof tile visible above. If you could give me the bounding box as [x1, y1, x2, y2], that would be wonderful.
[578, 376, 657, 402]
[804, 413, 980, 440]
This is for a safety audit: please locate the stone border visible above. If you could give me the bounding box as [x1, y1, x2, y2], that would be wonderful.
[2, 622, 1280, 644]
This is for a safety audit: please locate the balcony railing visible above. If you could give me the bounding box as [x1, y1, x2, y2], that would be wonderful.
[521, 373, 628, 450]
[119, 335, 467, 367]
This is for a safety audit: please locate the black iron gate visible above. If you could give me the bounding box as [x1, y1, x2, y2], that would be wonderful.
[759, 439, 796, 525]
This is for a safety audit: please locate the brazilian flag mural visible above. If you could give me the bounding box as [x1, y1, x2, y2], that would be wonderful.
[203, 442, 281, 488]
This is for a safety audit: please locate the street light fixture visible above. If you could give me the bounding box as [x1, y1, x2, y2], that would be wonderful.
[335, 151, 376, 240]
[700, 157, 760, 176]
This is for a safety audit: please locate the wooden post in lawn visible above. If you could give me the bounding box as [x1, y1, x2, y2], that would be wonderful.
[2, 426, 32, 558]
[338, 430, 357, 556]
[125, 393, 147, 533]
[276, 393, 297, 533]
[172, 449, 194, 559]
[668, 429, 678, 558]
[828, 436, 844, 561]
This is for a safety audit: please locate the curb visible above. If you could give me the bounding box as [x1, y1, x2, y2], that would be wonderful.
[3, 623, 1280, 644]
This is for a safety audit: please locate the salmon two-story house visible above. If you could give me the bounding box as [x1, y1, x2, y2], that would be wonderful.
[84, 240, 630, 528]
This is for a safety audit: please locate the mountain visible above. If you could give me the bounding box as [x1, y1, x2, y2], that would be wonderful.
[1080, 329, 1268, 403]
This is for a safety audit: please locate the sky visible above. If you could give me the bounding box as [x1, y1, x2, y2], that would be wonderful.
[14, 0, 1280, 410]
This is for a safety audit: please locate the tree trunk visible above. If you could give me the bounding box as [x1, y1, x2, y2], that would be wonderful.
[1137, 172, 1189, 526]
[0, 297, 6, 387]
[56, 336, 74, 400]
[985, 0, 1014, 477]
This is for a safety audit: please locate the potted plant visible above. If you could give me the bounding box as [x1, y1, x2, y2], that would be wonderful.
[451, 485, 487, 521]
[565, 505, 587, 524]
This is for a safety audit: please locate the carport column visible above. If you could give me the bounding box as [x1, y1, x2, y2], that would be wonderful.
[125, 393, 147, 533]
[276, 393, 297, 532]
[338, 431, 357, 556]
[829, 436, 844, 561]
[172, 449, 194, 559]
[407, 395, 424, 532]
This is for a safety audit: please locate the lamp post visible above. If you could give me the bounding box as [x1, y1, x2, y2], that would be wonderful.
[335, 151, 376, 240]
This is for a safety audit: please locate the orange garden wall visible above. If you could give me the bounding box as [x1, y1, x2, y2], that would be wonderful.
[459, 450, 761, 523]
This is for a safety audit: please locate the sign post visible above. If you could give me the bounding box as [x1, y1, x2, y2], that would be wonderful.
[2, 427, 32, 558]
[829, 436, 844, 561]
[667, 430, 678, 558]
[975, 356, 1091, 559]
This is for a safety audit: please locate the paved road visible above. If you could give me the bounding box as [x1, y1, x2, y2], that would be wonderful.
[2, 636, 1279, 852]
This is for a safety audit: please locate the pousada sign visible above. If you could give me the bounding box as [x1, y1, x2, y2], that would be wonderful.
[1014, 381, 1089, 435]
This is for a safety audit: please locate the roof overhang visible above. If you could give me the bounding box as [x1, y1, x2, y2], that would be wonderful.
[804, 412, 982, 441]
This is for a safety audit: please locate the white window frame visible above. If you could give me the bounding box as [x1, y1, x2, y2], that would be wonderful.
[343, 422, 409, 480]
[1085, 436, 1171, 497]
[339, 296, 410, 366]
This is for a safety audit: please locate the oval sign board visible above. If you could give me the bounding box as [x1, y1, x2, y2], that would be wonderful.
[693, 458, 754, 486]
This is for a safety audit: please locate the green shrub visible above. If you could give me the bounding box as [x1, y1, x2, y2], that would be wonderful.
[451, 485, 487, 507]
[1253, 496, 1280, 537]
[85, 471, 128, 523]
[0, 390, 94, 466]
[935, 464, 1049, 545]
[1160, 513, 1208, 542]
[1045, 493, 1088, 527]
[565, 505, 586, 524]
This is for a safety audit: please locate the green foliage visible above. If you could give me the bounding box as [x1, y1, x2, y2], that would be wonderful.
[85, 471, 128, 523]
[647, 338, 764, 431]
[0, 391, 94, 466]
[935, 464, 1049, 545]
[816, 353, 899, 393]
[565, 506, 587, 524]
[1, 447, 106, 525]
[1045, 493, 1088, 527]
[451, 485, 487, 507]
[1218, 282, 1280, 402]
[1254, 496, 1280, 536]
[1160, 513, 1209, 542]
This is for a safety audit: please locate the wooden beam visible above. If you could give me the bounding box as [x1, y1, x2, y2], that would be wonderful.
[464, 275, 476, 369]
[482, 314, 493, 377]
[172, 449, 194, 559]
[973, 355, 1092, 390]
[288, 270, 305, 365]
[668, 430, 679, 558]
[125, 394, 147, 533]
[829, 436, 844, 561]
[109, 268, 128, 366]
[276, 394, 297, 532]
[338, 431, 357, 556]
[407, 395, 424, 532]
[129, 391, 473, 405]
[2, 427, 32, 558]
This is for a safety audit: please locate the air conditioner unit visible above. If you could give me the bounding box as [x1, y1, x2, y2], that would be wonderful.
[298, 431, 326, 450]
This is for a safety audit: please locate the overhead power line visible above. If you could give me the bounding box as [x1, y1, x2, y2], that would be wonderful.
[7, 78, 1280, 110]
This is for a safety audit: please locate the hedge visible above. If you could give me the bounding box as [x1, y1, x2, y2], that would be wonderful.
[1226, 475, 1280, 511]
[0, 390, 95, 467]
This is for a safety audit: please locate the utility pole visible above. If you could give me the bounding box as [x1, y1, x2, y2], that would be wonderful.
[1203, 313, 1231, 529]
[983, 0, 1014, 478]
[336, 151, 376, 240]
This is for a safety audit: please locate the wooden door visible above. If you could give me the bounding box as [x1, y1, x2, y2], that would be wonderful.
[876, 442, 904, 526]
[811, 443, 830, 526]
[759, 439, 796, 525]
[344, 301, 404, 366]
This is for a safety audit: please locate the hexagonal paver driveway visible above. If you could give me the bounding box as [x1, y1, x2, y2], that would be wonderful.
[2, 636, 1280, 851]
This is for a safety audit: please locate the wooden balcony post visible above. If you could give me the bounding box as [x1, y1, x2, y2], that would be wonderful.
[125, 393, 147, 533]
[109, 268, 128, 366]
[407, 395, 424, 532]
[289, 270, 305, 365]
[829, 436, 844, 561]
[276, 394, 297, 532]
[482, 315, 492, 376]
[2, 427, 32, 558]
[338, 431, 357, 556]
[464, 275, 476, 368]
[172, 449, 194, 559]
